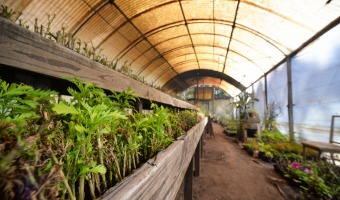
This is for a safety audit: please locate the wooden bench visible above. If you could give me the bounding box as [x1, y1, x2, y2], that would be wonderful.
[302, 115, 340, 163]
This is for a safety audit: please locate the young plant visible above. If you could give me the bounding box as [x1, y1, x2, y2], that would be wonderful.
[53, 77, 127, 199]
[233, 91, 259, 141]
[233, 91, 259, 120]
[0, 5, 21, 21]
[0, 79, 59, 199]
[284, 161, 333, 199]
[260, 130, 288, 143]
[263, 102, 280, 132]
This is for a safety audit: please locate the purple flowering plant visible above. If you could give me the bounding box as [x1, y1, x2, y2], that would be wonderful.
[285, 161, 332, 199]
[291, 161, 301, 170]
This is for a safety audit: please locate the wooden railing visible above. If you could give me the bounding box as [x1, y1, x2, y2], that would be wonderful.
[99, 117, 207, 200]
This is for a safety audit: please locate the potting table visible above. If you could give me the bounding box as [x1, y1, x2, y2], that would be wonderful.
[302, 115, 340, 163]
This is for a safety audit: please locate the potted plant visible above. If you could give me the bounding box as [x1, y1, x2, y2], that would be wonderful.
[232, 91, 259, 142]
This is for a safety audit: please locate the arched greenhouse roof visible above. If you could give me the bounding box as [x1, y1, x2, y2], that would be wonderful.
[3, 0, 340, 96]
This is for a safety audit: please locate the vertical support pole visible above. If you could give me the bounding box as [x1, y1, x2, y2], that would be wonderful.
[134, 100, 143, 113]
[200, 135, 203, 158]
[251, 83, 255, 110]
[263, 74, 268, 131]
[330, 115, 335, 143]
[184, 158, 193, 200]
[194, 139, 201, 177]
[264, 74, 268, 112]
[287, 56, 294, 142]
[212, 87, 215, 114]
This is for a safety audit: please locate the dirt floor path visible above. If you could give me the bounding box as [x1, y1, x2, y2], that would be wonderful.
[177, 122, 297, 200]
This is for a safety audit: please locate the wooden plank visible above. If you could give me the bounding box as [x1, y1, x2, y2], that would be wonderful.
[134, 100, 143, 113]
[99, 117, 208, 200]
[0, 18, 197, 110]
[184, 158, 193, 200]
[194, 138, 201, 177]
[302, 141, 340, 152]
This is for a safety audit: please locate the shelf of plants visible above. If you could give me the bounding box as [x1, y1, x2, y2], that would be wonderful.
[0, 16, 206, 199]
[0, 17, 196, 110]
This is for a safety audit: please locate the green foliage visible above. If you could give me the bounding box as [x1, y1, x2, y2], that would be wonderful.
[244, 138, 279, 160]
[110, 87, 138, 110]
[284, 161, 340, 199]
[0, 77, 200, 199]
[279, 152, 303, 161]
[269, 142, 318, 158]
[263, 102, 280, 132]
[233, 91, 258, 120]
[0, 80, 58, 200]
[243, 126, 328, 200]
[0, 5, 20, 20]
[260, 130, 288, 143]
[232, 91, 259, 141]
[0, 79, 57, 136]
[178, 110, 199, 131]
[226, 119, 239, 132]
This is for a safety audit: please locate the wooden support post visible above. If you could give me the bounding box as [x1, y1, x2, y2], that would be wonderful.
[194, 138, 201, 177]
[200, 135, 203, 158]
[207, 116, 214, 137]
[264, 74, 268, 113]
[184, 158, 193, 200]
[134, 100, 143, 113]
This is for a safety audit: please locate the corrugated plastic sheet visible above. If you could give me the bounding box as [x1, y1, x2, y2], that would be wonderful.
[2, 0, 340, 95]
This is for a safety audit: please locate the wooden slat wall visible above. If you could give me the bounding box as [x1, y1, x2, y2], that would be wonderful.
[99, 117, 208, 200]
[0, 18, 197, 110]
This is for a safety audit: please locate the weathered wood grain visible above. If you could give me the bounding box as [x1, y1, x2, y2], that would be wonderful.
[0, 18, 196, 110]
[99, 117, 208, 200]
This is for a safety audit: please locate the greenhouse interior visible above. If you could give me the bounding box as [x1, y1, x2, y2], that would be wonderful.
[0, 0, 340, 199]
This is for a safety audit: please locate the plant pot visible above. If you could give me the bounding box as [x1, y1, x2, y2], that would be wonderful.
[259, 151, 273, 162]
[273, 164, 285, 175]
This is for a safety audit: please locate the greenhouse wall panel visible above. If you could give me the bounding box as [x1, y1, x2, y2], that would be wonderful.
[266, 63, 289, 135]
[253, 77, 265, 121]
[292, 25, 340, 142]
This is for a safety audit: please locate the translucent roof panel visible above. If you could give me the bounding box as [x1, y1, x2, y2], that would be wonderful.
[147, 25, 188, 45]
[156, 36, 192, 54]
[163, 47, 195, 61]
[3, 0, 340, 96]
[131, 2, 183, 34]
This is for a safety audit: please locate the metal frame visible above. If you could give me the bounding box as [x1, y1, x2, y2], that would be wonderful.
[163, 69, 246, 93]
[111, 1, 189, 89]
[330, 115, 340, 144]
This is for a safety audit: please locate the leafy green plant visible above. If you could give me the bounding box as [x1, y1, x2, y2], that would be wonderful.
[0, 77, 201, 199]
[232, 91, 259, 141]
[0, 5, 21, 21]
[53, 80, 127, 199]
[0, 79, 59, 200]
[243, 138, 259, 156]
[226, 119, 239, 133]
[269, 142, 318, 159]
[233, 91, 258, 120]
[317, 161, 340, 199]
[284, 161, 334, 199]
[263, 102, 280, 132]
[260, 130, 288, 143]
